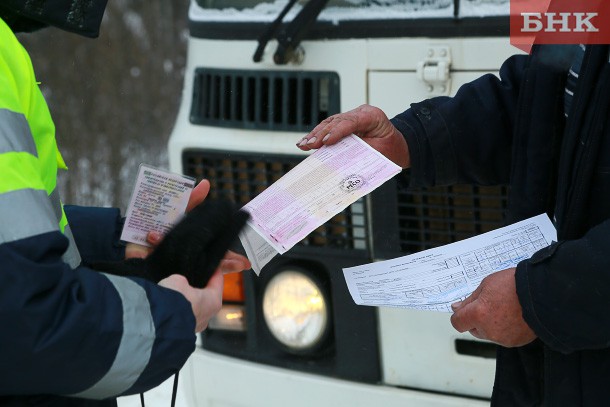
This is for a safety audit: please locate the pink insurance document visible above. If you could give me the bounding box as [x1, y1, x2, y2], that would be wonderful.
[239, 134, 401, 274]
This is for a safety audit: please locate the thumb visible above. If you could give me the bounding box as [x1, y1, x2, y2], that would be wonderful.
[451, 284, 481, 312]
[187, 179, 211, 212]
[450, 291, 481, 333]
[204, 269, 224, 299]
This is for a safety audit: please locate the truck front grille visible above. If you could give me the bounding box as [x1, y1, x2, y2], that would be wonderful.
[190, 68, 340, 132]
[397, 184, 509, 253]
[182, 150, 369, 252]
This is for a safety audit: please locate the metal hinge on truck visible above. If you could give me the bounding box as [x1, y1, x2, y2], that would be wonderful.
[416, 45, 452, 96]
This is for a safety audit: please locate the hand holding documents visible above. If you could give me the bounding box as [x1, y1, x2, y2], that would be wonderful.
[343, 214, 557, 312]
[239, 134, 402, 274]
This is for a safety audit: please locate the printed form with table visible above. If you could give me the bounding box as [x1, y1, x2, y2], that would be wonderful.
[238, 134, 557, 312]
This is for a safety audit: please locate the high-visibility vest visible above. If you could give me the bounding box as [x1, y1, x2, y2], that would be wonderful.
[0, 16, 80, 267]
[0, 18, 199, 402]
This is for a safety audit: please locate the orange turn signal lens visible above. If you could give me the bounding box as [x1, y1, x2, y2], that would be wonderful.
[223, 271, 245, 303]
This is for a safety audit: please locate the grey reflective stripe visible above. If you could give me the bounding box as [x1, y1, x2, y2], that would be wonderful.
[0, 189, 58, 244]
[70, 274, 155, 399]
[48, 189, 82, 267]
[0, 109, 38, 156]
[62, 224, 82, 268]
[49, 189, 63, 223]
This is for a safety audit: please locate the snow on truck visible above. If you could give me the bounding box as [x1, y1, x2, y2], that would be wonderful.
[167, 1, 519, 406]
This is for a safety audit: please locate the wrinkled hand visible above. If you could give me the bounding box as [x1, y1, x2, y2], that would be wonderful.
[296, 104, 410, 168]
[124, 180, 213, 260]
[159, 271, 223, 333]
[450, 268, 537, 347]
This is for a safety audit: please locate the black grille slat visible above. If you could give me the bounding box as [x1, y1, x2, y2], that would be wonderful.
[291, 77, 300, 126]
[397, 184, 509, 253]
[304, 79, 313, 125]
[210, 75, 218, 119]
[190, 68, 340, 131]
[256, 77, 263, 123]
[183, 151, 369, 252]
[260, 77, 268, 123]
[245, 77, 253, 123]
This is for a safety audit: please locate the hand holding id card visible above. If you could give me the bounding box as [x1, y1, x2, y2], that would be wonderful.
[104, 164, 249, 288]
[121, 164, 195, 246]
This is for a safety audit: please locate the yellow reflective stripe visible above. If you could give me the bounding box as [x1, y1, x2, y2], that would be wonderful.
[0, 152, 45, 194]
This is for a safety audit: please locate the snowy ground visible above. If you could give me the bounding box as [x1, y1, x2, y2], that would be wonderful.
[117, 377, 187, 407]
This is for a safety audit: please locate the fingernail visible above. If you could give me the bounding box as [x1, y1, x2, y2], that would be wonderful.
[298, 138, 308, 147]
[322, 133, 330, 142]
[306, 136, 317, 145]
[451, 301, 462, 310]
[149, 231, 162, 244]
[296, 137, 305, 146]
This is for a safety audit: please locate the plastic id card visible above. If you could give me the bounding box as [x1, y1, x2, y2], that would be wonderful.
[120, 164, 195, 247]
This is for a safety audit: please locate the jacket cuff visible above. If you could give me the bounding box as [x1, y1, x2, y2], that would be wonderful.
[391, 99, 456, 188]
[515, 242, 571, 354]
[65, 205, 126, 265]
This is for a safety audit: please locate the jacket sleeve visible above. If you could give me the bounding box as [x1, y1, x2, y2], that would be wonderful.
[515, 219, 610, 353]
[390, 53, 528, 188]
[0, 231, 196, 399]
[64, 205, 126, 265]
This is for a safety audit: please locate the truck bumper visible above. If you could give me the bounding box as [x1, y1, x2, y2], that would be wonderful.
[179, 348, 490, 407]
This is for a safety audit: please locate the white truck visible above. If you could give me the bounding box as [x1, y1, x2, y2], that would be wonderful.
[168, 1, 519, 406]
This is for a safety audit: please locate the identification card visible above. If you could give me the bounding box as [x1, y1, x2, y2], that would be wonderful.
[120, 164, 195, 246]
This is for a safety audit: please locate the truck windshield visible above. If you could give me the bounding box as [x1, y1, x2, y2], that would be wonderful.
[192, 0, 508, 20]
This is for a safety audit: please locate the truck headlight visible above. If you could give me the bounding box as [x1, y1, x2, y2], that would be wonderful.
[262, 269, 329, 352]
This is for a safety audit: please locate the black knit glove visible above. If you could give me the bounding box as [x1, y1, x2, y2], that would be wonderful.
[92, 199, 250, 288]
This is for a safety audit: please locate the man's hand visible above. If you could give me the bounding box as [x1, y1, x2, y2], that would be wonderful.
[159, 271, 223, 333]
[296, 104, 411, 169]
[141, 198, 249, 287]
[450, 267, 537, 347]
[96, 196, 249, 288]
[124, 180, 213, 260]
[218, 250, 251, 274]
[124, 242, 152, 260]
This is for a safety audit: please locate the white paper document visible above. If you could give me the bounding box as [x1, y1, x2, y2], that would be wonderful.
[239, 134, 402, 274]
[343, 214, 557, 312]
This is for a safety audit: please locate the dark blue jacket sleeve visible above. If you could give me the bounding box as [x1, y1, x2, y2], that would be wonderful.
[0, 230, 196, 399]
[64, 205, 125, 265]
[516, 220, 610, 354]
[390, 54, 528, 188]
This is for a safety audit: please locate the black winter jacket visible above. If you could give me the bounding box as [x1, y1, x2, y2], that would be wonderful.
[391, 45, 610, 406]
